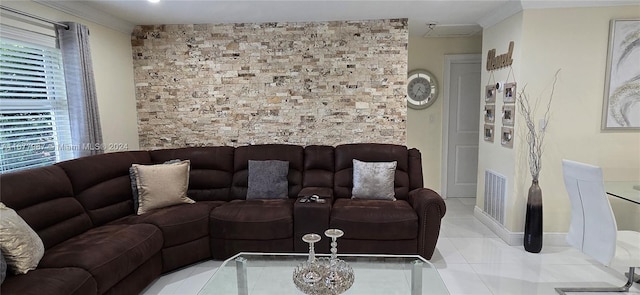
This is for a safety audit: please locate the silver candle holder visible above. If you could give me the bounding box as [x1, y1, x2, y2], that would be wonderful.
[292, 229, 354, 295]
[293, 233, 324, 294]
[325, 229, 343, 260]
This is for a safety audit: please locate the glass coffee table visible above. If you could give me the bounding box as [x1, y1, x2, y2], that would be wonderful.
[198, 252, 449, 295]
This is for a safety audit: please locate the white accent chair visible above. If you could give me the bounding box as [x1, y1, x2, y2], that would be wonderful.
[557, 159, 640, 294]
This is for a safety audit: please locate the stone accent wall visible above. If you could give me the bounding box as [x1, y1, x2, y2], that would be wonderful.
[131, 19, 407, 148]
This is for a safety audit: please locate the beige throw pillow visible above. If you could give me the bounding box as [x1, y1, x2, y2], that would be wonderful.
[0, 202, 44, 274]
[351, 159, 397, 201]
[132, 160, 195, 215]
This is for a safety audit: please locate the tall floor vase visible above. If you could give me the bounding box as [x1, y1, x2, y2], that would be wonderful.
[524, 179, 543, 253]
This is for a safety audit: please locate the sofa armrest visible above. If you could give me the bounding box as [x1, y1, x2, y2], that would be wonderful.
[293, 189, 332, 253]
[408, 188, 446, 259]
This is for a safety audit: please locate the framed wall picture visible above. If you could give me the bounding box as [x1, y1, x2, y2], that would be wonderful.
[501, 127, 513, 148]
[484, 124, 494, 142]
[503, 82, 516, 103]
[602, 19, 640, 130]
[485, 85, 496, 103]
[502, 104, 515, 126]
[484, 104, 495, 123]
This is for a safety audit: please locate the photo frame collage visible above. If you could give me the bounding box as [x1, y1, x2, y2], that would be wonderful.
[484, 82, 516, 148]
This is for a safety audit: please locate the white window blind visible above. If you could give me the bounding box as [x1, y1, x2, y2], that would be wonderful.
[0, 25, 73, 173]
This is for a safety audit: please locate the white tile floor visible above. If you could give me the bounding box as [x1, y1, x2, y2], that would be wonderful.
[141, 198, 640, 294]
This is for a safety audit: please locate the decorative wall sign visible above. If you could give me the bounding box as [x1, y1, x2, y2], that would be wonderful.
[486, 41, 514, 71]
[484, 124, 494, 142]
[503, 82, 516, 103]
[485, 85, 496, 103]
[602, 19, 640, 130]
[484, 104, 495, 123]
[502, 105, 515, 126]
[501, 127, 514, 148]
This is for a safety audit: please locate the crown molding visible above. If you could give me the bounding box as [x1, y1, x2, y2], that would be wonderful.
[34, 0, 134, 34]
[520, 0, 640, 10]
[477, 0, 523, 29]
[477, 0, 640, 28]
[35, 0, 639, 33]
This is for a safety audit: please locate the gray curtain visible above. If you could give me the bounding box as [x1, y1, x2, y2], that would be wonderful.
[57, 22, 103, 158]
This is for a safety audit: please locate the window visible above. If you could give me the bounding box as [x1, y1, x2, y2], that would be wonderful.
[0, 26, 73, 173]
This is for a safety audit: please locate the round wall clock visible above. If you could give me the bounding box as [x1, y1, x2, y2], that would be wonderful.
[406, 69, 438, 109]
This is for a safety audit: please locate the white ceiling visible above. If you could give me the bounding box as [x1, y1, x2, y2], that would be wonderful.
[33, 0, 640, 36]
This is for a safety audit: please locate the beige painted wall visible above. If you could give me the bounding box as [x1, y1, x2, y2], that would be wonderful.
[407, 35, 483, 192]
[0, 1, 140, 152]
[479, 6, 640, 233]
[477, 12, 524, 231]
[518, 6, 640, 232]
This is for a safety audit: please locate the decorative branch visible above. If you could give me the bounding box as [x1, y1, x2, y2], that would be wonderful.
[516, 69, 560, 181]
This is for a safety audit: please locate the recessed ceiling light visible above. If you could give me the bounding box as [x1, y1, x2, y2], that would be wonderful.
[148, 0, 160, 3]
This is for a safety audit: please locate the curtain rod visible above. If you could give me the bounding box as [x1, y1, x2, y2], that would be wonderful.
[0, 5, 69, 30]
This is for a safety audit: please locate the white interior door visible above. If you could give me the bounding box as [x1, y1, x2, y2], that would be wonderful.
[443, 56, 481, 198]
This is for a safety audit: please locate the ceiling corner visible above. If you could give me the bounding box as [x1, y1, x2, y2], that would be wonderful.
[477, 0, 523, 29]
[34, 0, 134, 34]
[520, 0, 640, 9]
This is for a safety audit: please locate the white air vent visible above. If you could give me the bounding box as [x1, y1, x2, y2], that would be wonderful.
[484, 170, 506, 225]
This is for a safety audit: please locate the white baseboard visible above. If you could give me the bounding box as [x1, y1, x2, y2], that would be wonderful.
[473, 206, 568, 247]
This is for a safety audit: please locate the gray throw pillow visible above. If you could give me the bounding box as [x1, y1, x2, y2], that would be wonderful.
[0, 249, 6, 284]
[129, 166, 140, 210]
[247, 160, 289, 199]
[352, 159, 397, 201]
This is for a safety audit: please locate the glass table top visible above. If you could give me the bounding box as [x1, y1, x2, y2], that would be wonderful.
[605, 181, 640, 204]
[198, 252, 449, 295]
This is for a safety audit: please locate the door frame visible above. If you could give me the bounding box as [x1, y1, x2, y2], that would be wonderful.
[441, 54, 482, 198]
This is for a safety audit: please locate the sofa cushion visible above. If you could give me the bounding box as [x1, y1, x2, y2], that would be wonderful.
[149, 146, 235, 202]
[247, 160, 289, 199]
[408, 148, 424, 190]
[232, 144, 303, 200]
[0, 203, 44, 274]
[131, 160, 195, 215]
[0, 267, 97, 295]
[56, 151, 153, 225]
[0, 165, 92, 250]
[352, 159, 397, 201]
[38, 224, 163, 294]
[102, 253, 161, 295]
[330, 199, 418, 240]
[303, 145, 335, 188]
[210, 199, 294, 240]
[111, 201, 223, 248]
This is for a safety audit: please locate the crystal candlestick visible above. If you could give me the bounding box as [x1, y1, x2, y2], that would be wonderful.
[293, 233, 324, 294]
[302, 233, 321, 263]
[322, 229, 353, 294]
[324, 229, 344, 260]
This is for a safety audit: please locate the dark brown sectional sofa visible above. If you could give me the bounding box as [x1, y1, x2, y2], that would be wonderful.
[0, 143, 446, 295]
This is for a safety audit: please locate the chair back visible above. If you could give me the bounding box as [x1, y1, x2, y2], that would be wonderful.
[562, 159, 617, 266]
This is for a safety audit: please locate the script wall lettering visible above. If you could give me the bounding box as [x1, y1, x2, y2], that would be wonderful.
[486, 41, 514, 71]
